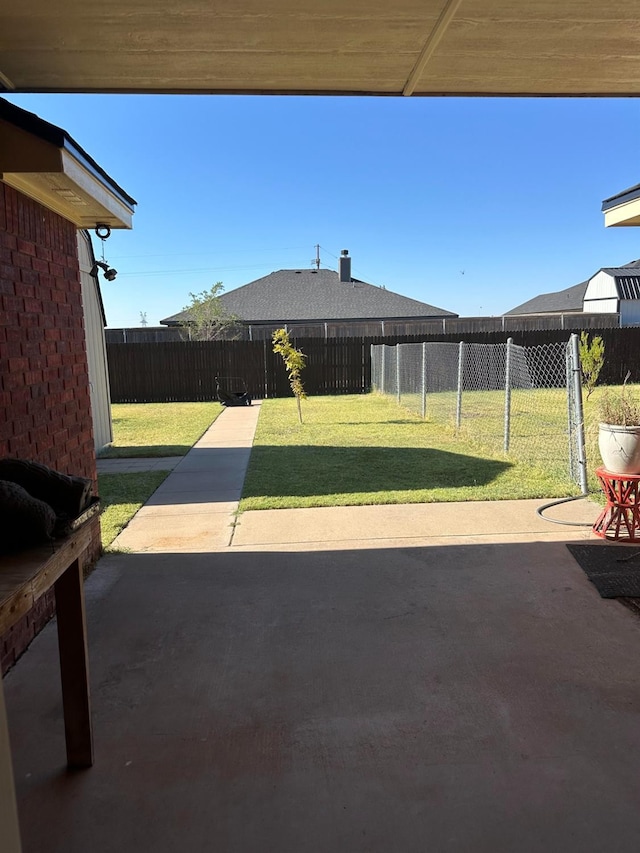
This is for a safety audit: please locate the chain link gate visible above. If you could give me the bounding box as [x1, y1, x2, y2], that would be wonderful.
[371, 335, 587, 492]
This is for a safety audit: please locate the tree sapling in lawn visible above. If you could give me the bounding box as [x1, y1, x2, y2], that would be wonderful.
[272, 328, 307, 424]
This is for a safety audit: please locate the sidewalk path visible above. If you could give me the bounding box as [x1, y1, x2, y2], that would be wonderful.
[111, 402, 261, 552]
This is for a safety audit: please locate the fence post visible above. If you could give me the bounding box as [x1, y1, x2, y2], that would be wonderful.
[421, 342, 427, 419]
[370, 344, 376, 391]
[504, 337, 513, 452]
[380, 345, 386, 394]
[263, 339, 269, 398]
[566, 345, 575, 482]
[456, 341, 464, 430]
[396, 345, 401, 405]
[569, 333, 589, 494]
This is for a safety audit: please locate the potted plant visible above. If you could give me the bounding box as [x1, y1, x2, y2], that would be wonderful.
[597, 373, 640, 475]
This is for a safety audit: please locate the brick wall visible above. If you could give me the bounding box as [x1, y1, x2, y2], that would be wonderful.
[0, 181, 101, 674]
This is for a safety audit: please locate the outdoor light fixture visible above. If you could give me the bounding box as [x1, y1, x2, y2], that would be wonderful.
[92, 224, 117, 280]
[92, 260, 118, 281]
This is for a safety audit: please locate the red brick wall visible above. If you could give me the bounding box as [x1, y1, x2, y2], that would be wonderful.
[1, 181, 101, 674]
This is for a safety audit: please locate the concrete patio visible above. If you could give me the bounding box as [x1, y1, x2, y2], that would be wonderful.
[5, 404, 640, 852]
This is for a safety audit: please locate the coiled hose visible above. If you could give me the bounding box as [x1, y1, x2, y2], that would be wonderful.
[536, 493, 594, 527]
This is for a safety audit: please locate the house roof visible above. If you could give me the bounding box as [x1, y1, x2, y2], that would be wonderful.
[599, 260, 640, 277]
[161, 268, 457, 326]
[0, 98, 136, 208]
[504, 280, 588, 316]
[602, 183, 640, 227]
[597, 260, 640, 299]
[602, 184, 640, 212]
[505, 259, 640, 315]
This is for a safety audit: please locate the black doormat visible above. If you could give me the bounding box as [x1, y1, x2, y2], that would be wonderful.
[566, 544, 640, 598]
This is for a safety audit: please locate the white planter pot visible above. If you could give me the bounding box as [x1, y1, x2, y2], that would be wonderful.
[598, 423, 640, 475]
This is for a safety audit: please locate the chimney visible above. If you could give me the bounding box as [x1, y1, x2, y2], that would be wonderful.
[338, 249, 351, 282]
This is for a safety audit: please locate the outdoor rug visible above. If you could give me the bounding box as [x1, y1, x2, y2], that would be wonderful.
[567, 544, 640, 598]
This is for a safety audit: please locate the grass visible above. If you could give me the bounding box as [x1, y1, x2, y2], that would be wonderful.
[381, 383, 640, 496]
[98, 402, 223, 457]
[98, 471, 169, 548]
[239, 393, 581, 511]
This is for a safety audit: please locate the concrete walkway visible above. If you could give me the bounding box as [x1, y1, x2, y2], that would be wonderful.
[111, 402, 261, 551]
[7, 404, 640, 853]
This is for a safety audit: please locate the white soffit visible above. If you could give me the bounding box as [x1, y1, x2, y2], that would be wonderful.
[0, 123, 134, 228]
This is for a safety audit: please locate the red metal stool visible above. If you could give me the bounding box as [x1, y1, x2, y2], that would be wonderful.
[593, 466, 640, 542]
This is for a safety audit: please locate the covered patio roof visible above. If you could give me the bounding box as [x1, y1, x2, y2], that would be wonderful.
[3, 1, 640, 97]
[602, 183, 640, 228]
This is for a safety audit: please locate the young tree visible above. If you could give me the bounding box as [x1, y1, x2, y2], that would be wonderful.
[181, 282, 240, 341]
[579, 331, 605, 399]
[272, 328, 307, 423]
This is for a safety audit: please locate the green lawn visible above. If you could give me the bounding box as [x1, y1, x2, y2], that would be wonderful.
[389, 383, 637, 496]
[99, 402, 223, 457]
[98, 471, 170, 548]
[239, 393, 582, 511]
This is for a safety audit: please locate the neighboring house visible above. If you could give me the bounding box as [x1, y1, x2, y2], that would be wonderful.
[160, 251, 457, 339]
[505, 260, 640, 327]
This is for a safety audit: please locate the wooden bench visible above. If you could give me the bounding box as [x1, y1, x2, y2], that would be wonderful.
[0, 521, 95, 852]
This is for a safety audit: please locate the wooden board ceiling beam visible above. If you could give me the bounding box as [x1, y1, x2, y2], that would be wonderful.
[403, 0, 463, 96]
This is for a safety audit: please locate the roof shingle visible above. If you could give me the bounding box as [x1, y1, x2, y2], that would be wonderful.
[504, 281, 588, 316]
[162, 268, 456, 325]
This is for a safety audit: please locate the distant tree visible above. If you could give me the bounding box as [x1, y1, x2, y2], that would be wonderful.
[181, 282, 240, 341]
[579, 331, 605, 399]
[139, 311, 148, 327]
[272, 328, 307, 424]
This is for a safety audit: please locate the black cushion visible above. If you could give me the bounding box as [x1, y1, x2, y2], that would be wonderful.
[0, 479, 57, 551]
[0, 458, 92, 520]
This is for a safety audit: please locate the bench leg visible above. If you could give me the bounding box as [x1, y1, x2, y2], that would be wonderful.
[0, 680, 22, 851]
[55, 558, 93, 768]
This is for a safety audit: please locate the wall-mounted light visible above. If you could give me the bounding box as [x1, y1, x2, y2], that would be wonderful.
[92, 224, 117, 280]
[92, 260, 118, 281]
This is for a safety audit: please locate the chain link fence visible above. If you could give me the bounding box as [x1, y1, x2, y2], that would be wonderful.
[371, 337, 587, 491]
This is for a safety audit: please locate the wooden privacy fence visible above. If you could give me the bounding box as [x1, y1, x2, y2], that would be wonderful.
[106, 338, 372, 402]
[107, 328, 640, 403]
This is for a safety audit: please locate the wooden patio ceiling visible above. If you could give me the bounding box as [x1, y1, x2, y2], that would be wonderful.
[2, 1, 640, 96]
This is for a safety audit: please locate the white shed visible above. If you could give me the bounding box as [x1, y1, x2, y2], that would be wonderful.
[583, 263, 640, 326]
[77, 230, 113, 451]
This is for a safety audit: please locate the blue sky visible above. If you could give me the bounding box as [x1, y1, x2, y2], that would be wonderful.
[5, 93, 640, 327]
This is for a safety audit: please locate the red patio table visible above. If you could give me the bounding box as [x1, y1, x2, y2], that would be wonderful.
[593, 466, 640, 542]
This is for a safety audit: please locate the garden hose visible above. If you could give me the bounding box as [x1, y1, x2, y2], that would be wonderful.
[536, 494, 594, 527]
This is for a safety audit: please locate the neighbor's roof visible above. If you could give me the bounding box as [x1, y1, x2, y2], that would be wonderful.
[161, 269, 457, 325]
[504, 280, 588, 316]
[505, 259, 640, 315]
